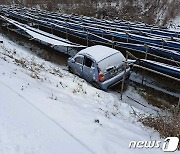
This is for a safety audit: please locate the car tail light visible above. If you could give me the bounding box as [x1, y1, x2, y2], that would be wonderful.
[98, 73, 105, 82]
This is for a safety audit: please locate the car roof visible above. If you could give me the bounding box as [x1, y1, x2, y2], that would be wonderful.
[77, 45, 122, 62]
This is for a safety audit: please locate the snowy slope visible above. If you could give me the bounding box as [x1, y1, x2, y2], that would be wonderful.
[0, 83, 93, 154]
[0, 34, 177, 154]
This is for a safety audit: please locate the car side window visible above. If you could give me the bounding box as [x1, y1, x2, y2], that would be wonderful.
[74, 56, 83, 65]
[84, 57, 94, 68]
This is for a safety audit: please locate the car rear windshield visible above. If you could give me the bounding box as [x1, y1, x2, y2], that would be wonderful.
[98, 53, 125, 72]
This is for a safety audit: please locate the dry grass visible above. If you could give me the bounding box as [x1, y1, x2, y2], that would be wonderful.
[14, 58, 27, 68]
[140, 113, 180, 150]
[2, 0, 180, 26]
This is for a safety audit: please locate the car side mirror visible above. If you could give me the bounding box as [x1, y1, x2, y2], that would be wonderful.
[71, 59, 75, 63]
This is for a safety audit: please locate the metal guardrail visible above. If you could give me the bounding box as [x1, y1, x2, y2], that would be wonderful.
[133, 64, 180, 82]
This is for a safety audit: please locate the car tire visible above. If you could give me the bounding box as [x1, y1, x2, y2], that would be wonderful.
[68, 66, 73, 73]
[92, 81, 101, 89]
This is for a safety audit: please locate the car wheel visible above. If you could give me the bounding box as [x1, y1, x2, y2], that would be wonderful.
[68, 66, 73, 73]
[92, 81, 101, 89]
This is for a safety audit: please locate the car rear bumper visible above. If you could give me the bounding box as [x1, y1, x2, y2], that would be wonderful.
[99, 68, 131, 90]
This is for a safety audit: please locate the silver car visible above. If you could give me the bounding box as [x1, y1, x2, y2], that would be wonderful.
[68, 45, 131, 90]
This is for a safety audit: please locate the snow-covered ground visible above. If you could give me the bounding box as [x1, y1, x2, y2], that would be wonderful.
[0, 33, 177, 154]
[169, 15, 180, 32]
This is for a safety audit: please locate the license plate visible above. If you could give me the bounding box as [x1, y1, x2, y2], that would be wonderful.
[110, 68, 122, 76]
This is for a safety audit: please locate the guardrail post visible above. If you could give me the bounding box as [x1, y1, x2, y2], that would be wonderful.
[145, 44, 148, 60]
[162, 39, 166, 48]
[86, 31, 89, 46]
[7, 21, 10, 34]
[102, 30, 104, 38]
[66, 29, 68, 40]
[142, 44, 148, 85]
[128, 23, 130, 30]
[126, 32, 129, 43]
[120, 52, 128, 100]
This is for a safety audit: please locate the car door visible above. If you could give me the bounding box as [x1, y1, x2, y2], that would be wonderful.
[83, 56, 96, 82]
[72, 55, 84, 77]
